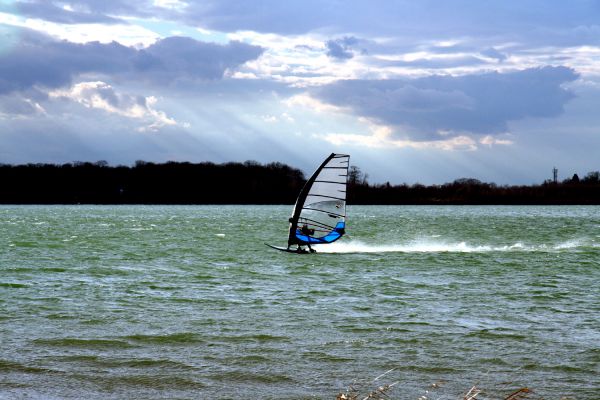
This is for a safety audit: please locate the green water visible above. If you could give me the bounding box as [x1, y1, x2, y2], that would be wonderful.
[1, 205, 598, 399]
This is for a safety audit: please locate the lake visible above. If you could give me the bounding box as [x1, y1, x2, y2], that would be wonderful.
[1, 205, 598, 399]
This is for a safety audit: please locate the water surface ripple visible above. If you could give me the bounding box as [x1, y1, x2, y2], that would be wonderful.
[1, 205, 598, 399]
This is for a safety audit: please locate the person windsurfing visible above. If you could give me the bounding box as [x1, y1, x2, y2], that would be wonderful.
[300, 223, 316, 253]
[268, 153, 349, 254]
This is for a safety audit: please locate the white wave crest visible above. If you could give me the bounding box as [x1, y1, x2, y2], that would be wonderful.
[314, 239, 588, 254]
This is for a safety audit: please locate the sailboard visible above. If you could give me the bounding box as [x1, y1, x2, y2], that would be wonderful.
[267, 153, 350, 253]
[265, 244, 312, 254]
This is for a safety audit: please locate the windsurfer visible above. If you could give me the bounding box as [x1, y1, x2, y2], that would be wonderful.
[270, 153, 349, 254]
[300, 224, 316, 253]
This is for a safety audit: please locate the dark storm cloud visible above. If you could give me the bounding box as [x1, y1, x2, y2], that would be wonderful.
[312, 66, 579, 139]
[0, 30, 264, 94]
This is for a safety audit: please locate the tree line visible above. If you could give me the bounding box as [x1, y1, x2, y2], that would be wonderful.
[0, 161, 305, 204]
[1, 161, 599, 204]
[347, 168, 600, 205]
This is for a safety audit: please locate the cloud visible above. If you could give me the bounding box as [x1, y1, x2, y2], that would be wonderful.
[0, 29, 139, 93]
[49, 81, 179, 131]
[71, 2, 600, 48]
[153, 0, 188, 12]
[322, 130, 479, 151]
[14, 1, 124, 24]
[134, 36, 264, 83]
[8, 1, 600, 51]
[311, 66, 579, 140]
[0, 94, 45, 117]
[480, 47, 508, 62]
[8, 0, 326, 34]
[373, 54, 488, 70]
[479, 135, 514, 147]
[2, 0, 600, 187]
[325, 36, 359, 60]
[0, 28, 264, 95]
[8, 0, 157, 24]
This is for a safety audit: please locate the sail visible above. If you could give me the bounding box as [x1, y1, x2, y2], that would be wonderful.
[288, 153, 350, 247]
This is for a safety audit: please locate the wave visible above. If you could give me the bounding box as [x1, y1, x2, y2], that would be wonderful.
[125, 332, 204, 345]
[314, 238, 594, 254]
[33, 338, 135, 349]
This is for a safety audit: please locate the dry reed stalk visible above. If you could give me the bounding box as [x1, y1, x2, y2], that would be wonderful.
[504, 388, 531, 400]
[336, 373, 548, 400]
[336, 369, 399, 400]
[464, 385, 482, 400]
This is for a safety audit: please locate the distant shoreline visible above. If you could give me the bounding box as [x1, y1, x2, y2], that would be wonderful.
[1, 161, 599, 205]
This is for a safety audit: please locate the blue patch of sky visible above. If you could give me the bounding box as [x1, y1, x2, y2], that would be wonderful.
[0, 0, 17, 8]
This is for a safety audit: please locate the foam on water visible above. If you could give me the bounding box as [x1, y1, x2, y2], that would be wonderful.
[315, 238, 588, 253]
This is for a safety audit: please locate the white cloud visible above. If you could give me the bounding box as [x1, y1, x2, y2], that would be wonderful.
[284, 94, 345, 114]
[480, 135, 514, 147]
[323, 132, 480, 151]
[322, 127, 478, 151]
[227, 30, 370, 86]
[0, 13, 160, 46]
[260, 112, 296, 123]
[49, 81, 178, 131]
[153, 0, 188, 12]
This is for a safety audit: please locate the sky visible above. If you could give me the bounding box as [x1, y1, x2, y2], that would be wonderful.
[1, 0, 599, 185]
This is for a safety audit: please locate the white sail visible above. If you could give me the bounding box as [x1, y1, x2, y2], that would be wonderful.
[288, 154, 350, 246]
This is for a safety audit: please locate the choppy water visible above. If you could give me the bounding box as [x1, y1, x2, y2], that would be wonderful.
[1, 205, 599, 399]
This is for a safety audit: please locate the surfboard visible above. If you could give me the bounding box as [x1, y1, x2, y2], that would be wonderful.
[265, 243, 313, 254]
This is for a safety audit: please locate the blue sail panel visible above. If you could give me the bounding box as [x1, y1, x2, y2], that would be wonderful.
[295, 222, 345, 244]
